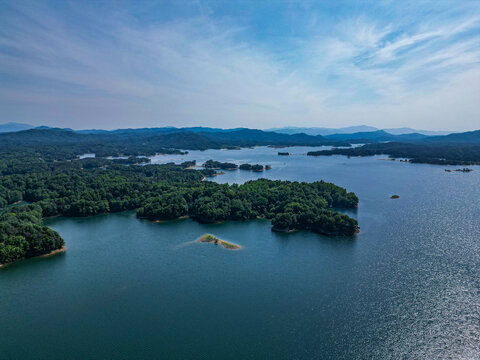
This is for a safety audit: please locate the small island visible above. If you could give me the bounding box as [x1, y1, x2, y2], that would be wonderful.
[444, 168, 473, 172]
[391, 195, 400, 199]
[198, 234, 241, 250]
[203, 160, 238, 170]
[203, 160, 270, 172]
[239, 163, 265, 171]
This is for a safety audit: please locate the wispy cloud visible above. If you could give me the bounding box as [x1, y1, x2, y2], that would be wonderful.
[0, 0, 479, 130]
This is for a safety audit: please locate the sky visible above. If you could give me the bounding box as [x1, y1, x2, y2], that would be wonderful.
[0, 0, 479, 131]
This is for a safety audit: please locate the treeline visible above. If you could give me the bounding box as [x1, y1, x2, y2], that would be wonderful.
[0, 161, 211, 218]
[0, 148, 359, 265]
[0, 158, 213, 265]
[307, 142, 480, 165]
[0, 205, 64, 265]
[137, 179, 359, 235]
[1, 156, 357, 235]
[203, 160, 238, 170]
[239, 163, 269, 171]
[203, 160, 269, 171]
[0, 149, 169, 176]
[0, 128, 348, 162]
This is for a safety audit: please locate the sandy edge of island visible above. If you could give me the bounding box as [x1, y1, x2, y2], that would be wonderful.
[0, 246, 67, 269]
[197, 234, 242, 250]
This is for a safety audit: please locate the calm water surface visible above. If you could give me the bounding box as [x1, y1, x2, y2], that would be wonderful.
[1, 147, 479, 359]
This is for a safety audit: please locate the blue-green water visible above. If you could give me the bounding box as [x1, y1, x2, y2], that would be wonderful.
[1, 147, 480, 359]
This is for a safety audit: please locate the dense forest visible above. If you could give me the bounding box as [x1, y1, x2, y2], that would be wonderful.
[203, 160, 267, 171]
[0, 127, 347, 157]
[2, 127, 480, 165]
[0, 144, 359, 266]
[307, 142, 480, 165]
[137, 179, 358, 235]
[3, 125, 480, 265]
[0, 205, 64, 265]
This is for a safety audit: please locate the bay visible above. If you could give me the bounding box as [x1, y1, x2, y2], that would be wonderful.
[1, 147, 479, 359]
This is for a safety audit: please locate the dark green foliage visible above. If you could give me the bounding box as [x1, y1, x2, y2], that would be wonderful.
[0, 154, 358, 236]
[307, 142, 480, 165]
[179, 161, 196, 168]
[0, 141, 360, 265]
[0, 205, 64, 265]
[137, 193, 188, 220]
[239, 164, 264, 171]
[203, 161, 265, 171]
[138, 179, 359, 235]
[203, 160, 238, 170]
[239, 163, 252, 170]
[0, 128, 346, 163]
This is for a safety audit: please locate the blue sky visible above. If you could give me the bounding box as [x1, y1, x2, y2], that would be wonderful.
[0, 0, 479, 130]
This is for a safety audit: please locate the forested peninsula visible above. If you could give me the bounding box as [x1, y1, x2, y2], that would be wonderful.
[0, 146, 359, 266]
[307, 142, 480, 165]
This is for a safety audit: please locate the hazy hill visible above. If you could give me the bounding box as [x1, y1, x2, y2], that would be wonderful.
[0, 122, 35, 133]
[200, 129, 343, 146]
[78, 127, 246, 134]
[324, 130, 428, 143]
[269, 126, 377, 136]
[1, 127, 477, 155]
[270, 126, 453, 136]
[424, 130, 480, 144]
[0, 127, 345, 150]
[382, 127, 452, 136]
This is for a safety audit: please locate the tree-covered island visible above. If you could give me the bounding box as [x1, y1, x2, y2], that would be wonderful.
[0, 136, 359, 267]
[203, 160, 269, 171]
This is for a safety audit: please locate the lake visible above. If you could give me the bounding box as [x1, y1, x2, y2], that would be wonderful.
[1, 147, 479, 359]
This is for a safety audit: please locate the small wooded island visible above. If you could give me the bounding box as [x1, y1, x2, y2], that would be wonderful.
[198, 234, 241, 250]
[203, 160, 269, 172]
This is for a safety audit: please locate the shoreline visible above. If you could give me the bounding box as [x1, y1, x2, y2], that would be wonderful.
[197, 234, 242, 250]
[0, 246, 66, 269]
[39, 246, 67, 258]
[202, 172, 226, 181]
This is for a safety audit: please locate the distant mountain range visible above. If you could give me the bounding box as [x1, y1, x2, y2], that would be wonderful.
[1, 125, 478, 149]
[1, 124, 479, 167]
[0, 127, 349, 150]
[424, 129, 480, 144]
[323, 130, 428, 143]
[268, 126, 453, 136]
[1, 123, 454, 137]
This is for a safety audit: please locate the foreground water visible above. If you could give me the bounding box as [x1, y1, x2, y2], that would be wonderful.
[1, 147, 480, 359]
